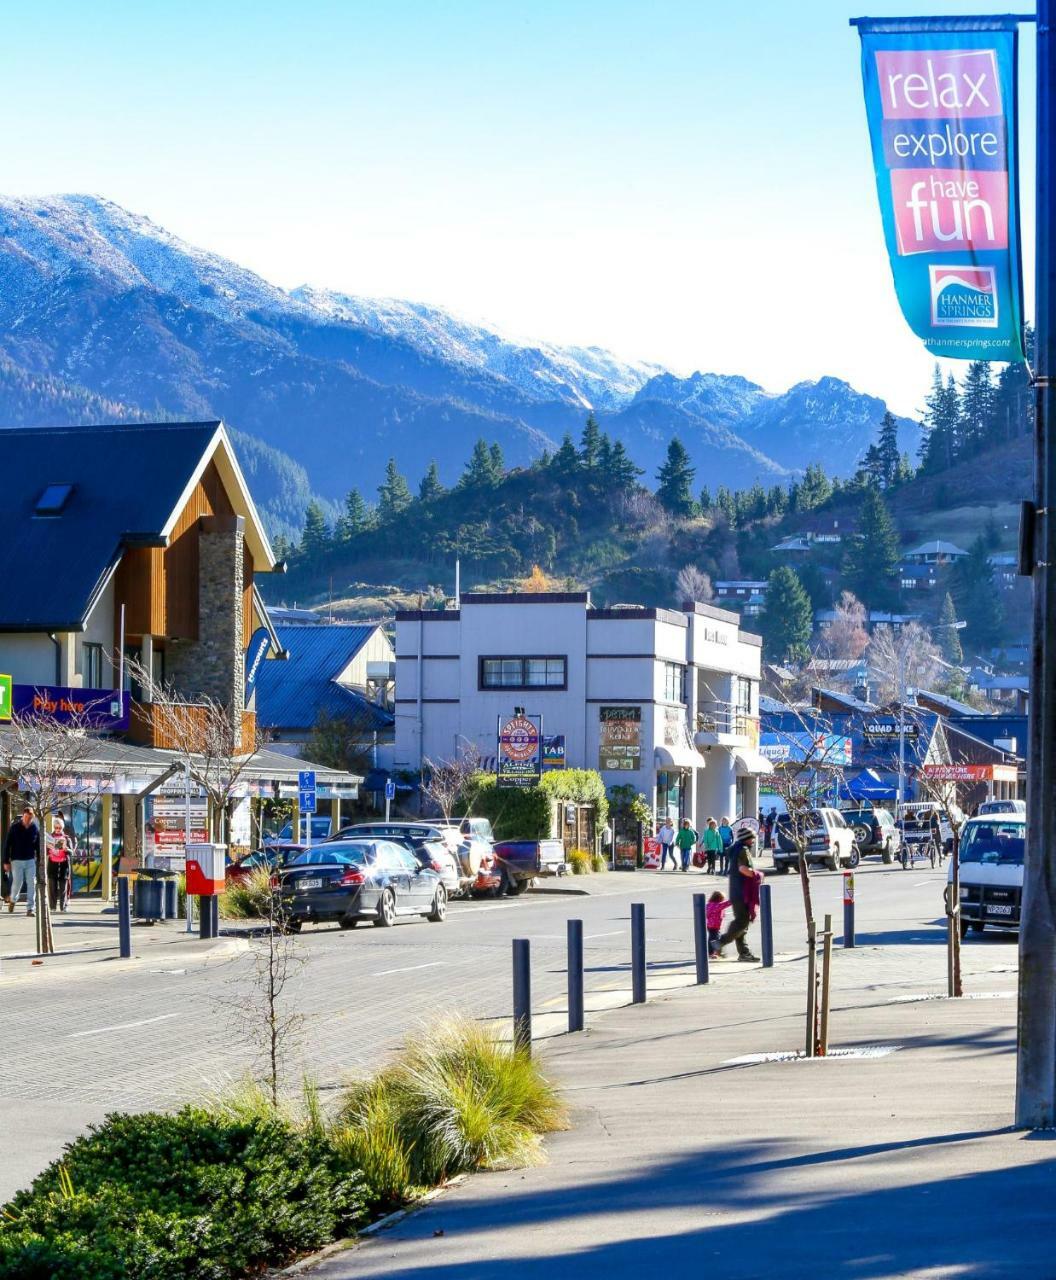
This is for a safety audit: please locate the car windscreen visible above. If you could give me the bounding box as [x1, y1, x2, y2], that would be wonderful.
[959, 823, 1026, 865]
[289, 845, 371, 866]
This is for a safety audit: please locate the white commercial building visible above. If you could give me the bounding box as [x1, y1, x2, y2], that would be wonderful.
[394, 592, 769, 828]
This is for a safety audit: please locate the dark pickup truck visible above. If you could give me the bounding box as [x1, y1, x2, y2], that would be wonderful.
[492, 839, 568, 894]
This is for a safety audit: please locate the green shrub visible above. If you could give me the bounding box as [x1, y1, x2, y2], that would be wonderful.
[467, 769, 609, 840]
[590, 851, 608, 873]
[332, 1080, 413, 1211]
[0, 1106, 367, 1280]
[568, 848, 591, 875]
[338, 1017, 567, 1189]
[218, 866, 274, 920]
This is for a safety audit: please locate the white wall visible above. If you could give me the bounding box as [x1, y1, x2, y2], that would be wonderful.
[0, 634, 59, 686]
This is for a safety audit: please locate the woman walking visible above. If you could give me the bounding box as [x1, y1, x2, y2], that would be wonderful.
[46, 816, 73, 913]
[702, 817, 724, 874]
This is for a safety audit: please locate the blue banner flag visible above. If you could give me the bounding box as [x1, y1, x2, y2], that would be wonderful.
[855, 19, 1024, 361]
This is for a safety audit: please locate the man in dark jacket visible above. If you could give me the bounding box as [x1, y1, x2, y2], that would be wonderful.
[712, 828, 761, 962]
[4, 806, 41, 916]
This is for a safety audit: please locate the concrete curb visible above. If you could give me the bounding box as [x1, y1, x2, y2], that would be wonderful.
[0, 934, 249, 986]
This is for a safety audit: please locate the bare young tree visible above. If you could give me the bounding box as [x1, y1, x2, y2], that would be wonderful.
[868, 622, 941, 705]
[676, 564, 713, 605]
[421, 740, 483, 823]
[0, 709, 115, 954]
[915, 765, 970, 998]
[818, 591, 869, 661]
[125, 655, 259, 842]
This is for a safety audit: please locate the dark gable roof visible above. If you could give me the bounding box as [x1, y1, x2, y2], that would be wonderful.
[256, 624, 394, 734]
[0, 421, 221, 631]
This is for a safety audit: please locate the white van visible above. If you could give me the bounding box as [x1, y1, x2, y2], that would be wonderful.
[948, 813, 1026, 938]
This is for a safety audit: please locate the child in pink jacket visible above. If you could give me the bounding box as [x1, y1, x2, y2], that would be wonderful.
[706, 891, 731, 952]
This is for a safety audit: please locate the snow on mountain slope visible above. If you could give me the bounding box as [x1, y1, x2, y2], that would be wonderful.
[292, 287, 664, 410]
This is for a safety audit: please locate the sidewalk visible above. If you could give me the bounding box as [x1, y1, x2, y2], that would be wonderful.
[0, 899, 245, 983]
[312, 937, 1049, 1280]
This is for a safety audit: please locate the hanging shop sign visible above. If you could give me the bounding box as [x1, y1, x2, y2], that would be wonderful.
[497, 714, 542, 788]
[599, 706, 642, 772]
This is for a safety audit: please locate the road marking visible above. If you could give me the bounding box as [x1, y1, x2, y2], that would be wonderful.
[68, 1012, 181, 1038]
[372, 961, 446, 977]
[586, 930, 623, 939]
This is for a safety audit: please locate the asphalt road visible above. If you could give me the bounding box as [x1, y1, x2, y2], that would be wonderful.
[0, 855, 1005, 1200]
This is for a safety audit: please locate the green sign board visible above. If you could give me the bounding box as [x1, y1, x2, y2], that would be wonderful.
[0, 674, 11, 722]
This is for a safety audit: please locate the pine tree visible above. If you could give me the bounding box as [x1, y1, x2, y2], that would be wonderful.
[698, 485, 712, 513]
[951, 537, 1004, 651]
[551, 433, 580, 473]
[960, 361, 995, 457]
[715, 485, 737, 526]
[760, 567, 813, 662]
[418, 460, 445, 502]
[767, 485, 788, 517]
[377, 458, 413, 520]
[876, 411, 900, 487]
[489, 442, 505, 479]
[938, 592, 963, 664]
[655, 438, 696, 517]
[919, 365, 961, 473]
[300, 500, 330, 559]
[844, 486, 900, 609]
[605, 440, 643, 488]
[460, 439, 501, 488]
[580, 412, 603, 470]
[795, 463, 832, 511]
[336, 487, 371, 541]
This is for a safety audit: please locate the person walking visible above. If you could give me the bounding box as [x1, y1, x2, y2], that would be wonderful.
[702, 817, 724, 874]
[3, 806, 41, 917]
[705, 890, 731, 952]
[717, 816, 735, 875]
[675, 818, 697, 873]
[657, 818, 677, 871]
[712, 828, 762, 962]
[46, 816, 73, 913]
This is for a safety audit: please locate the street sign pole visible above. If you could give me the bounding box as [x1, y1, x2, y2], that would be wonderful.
[384, 777, 395, 822]
[298, 770, 316, 851]
[1017, 0, 1056, 1129]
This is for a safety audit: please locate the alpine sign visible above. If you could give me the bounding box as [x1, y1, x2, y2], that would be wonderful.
[497, 714, 542, 789]
[854, 17, 1024, 361]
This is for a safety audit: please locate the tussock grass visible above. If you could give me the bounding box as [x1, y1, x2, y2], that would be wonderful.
[590, 851, 608, 873]
[568, 848, 592, 875]
[219, 866, 274, 919]
[337, 1017, 567, 1196]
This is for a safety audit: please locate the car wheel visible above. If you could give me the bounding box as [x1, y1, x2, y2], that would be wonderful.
[960, 919, 970, 940]
[970, 921, 985, 935]
[506, 873, 528, 896]
[338, 916, 359, 930]
[282, 917, 302, 934]
[881, 842, 894, 864]
[774, 861, 791, 874]
[846, 846, 861, 869]
[853, 824, 871, 848]
[427, 885, 447, 922]
[826, 853, 841, 872]
[373, 889, 397, 928]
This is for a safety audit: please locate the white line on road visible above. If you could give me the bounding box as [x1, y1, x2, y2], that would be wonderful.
[68, 1012, 182, 1039]
[372, 961, 446, 977]
[586, 930, 623, 939]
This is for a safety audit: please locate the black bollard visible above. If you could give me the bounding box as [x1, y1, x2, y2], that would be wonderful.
[117, 876, 132, 958]
[199, 893, 219, 940]
[567, 919, 584, 1032]
[513, 938, 532, 1055]
[760, 882, 774, 968]
[163, 878, 177, 920]
[631, 902, 646, 1003]
[693, 893, 710, 984]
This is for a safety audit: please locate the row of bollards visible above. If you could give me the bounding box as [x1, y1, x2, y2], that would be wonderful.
[512, 886, 782, 1052]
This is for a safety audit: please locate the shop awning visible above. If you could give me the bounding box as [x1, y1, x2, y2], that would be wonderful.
[654, 745, 702, 772]
[732, 749, 772, 777]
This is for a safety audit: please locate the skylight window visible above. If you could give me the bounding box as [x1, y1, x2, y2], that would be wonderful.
[35, 483, 74, 515]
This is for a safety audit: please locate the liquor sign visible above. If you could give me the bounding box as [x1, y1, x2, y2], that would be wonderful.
[497, 714, 542, 789]
[855, 18, 1024, 360]
[599, 706, 642, 772]
[542, 734, 566, 771]
[12, 684, 130, 731]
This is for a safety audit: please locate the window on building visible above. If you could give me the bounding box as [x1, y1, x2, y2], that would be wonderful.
[479, 656, 567, 690]
[662, 662, 686, 703]
[734, 677, 754, 717]
[83, 643, 104, 688]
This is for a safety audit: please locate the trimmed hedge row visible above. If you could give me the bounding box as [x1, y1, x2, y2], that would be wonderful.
[467, 769, 609, 840]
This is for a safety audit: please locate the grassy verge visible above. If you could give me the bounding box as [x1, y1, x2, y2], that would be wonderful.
[0, 1019, 566, 1279]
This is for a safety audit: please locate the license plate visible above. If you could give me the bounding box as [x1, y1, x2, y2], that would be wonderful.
[987, 904, 1014, 915]
[300, 878, 323, 890]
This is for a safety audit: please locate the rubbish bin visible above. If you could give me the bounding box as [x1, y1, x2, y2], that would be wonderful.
[133, 868, 174, 922]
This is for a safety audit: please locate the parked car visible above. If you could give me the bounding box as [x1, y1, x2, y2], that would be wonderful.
[949, 813, 1026, 937]
[977, 798, 1025, 816]
[842, 807, 902, 864]
[330, 822, 499, 897]
[773, 808, 857, 872]
[226, 844, 306, 884]
[492, 839, 568, 894]
[278, 839, 447, 930]
[267, 816, 332, 845]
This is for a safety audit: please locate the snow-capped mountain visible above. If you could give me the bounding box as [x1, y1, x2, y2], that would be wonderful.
[0, 194, 918, 526]
[292, 288, 663, 411]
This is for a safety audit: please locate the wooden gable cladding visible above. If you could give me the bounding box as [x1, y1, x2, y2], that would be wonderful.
[115, 461, 235, 639]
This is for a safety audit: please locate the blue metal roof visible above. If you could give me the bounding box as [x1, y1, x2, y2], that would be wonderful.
[255, 624, 394, 733]
[0, 421, 222, 630]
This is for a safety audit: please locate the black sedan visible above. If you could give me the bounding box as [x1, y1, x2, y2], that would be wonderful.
[278, 839, 446, 931]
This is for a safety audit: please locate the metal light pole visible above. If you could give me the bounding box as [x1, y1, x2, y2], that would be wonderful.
[1017, 0, 1056, 1129]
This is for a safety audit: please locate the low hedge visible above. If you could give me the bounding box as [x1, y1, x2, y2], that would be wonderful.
[467, 769, 609, 840]
[0, 1107, 367, 1280]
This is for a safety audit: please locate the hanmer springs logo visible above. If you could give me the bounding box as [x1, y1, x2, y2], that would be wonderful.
[929, 264, 998, 328]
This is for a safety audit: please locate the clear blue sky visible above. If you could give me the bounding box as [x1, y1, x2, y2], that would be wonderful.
[0, 0, 1037, 416]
